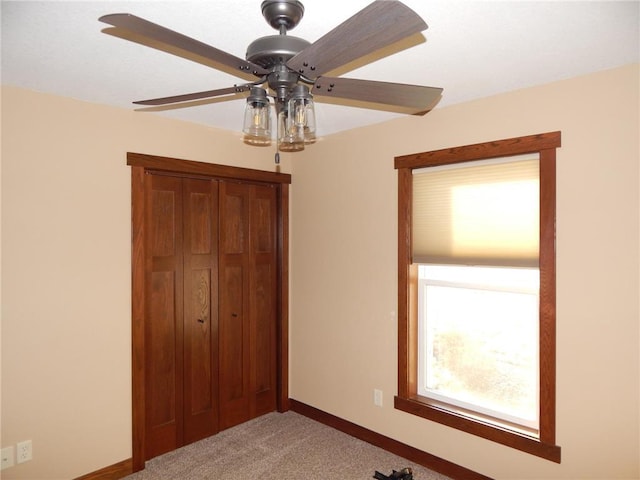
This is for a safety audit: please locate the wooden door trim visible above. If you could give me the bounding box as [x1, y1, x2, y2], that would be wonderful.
[277, 184, 290, 412]
[129, 154, 291, 472]
[128, 152, 292, 184]
[130, 165, 146, 472]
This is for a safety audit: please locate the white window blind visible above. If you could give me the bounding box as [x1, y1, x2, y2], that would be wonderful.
[412, 156, 540, 267]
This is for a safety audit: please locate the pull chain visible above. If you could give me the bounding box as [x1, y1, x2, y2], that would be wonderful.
[275, 107, 280, 164]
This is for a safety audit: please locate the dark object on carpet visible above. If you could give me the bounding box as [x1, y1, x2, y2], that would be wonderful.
[373, 467, 414, 480]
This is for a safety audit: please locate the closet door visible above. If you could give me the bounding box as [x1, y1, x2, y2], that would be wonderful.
[182, 178, 219, 445]
[145, 174, 184, 460]
[218, 182, 251, 429]
[129, 153, 290, 473]
[218, 182, 277, 430]
[145, 175, 219, 459]
[251, 184, 278, 418]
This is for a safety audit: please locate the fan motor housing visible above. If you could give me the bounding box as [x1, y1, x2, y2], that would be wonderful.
[246, 35, 311, 69]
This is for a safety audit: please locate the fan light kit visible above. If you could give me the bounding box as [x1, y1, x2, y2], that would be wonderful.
[99, 0, 443, 162]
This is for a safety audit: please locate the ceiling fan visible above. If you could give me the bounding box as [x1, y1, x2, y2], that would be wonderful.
[99, 0, 443, 156]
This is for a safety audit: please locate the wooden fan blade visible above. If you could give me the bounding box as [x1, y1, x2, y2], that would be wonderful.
[287, 0, 427, 79]
[312, 76, 442, 115]
[133, 85, 252, 106]
[99, 14, 269, 77]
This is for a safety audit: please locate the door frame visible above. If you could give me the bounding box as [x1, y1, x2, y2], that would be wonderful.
[128, 152, 291, 472]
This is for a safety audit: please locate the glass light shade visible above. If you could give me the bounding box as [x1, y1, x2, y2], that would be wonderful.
[289, 85, 316, 144]
[243, 87, 271, 146]
[300, 102, 316, 144]
[277, 109, 304, 152]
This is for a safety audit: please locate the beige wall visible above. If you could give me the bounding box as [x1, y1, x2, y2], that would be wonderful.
[1, 64, 638, 480]
[290, 64, 640, 480]
[0, 86, 291, 479]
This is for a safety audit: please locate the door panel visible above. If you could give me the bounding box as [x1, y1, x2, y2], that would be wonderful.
[251, 185, 277, 416]
[254, 263, 273, 394]
[145, 175, 184, 460]
[219, 182, 277, 424]
[219, 263, 249, 419]
[182, 178, 219, 444]
[188, 192, 213, 255]
[148, 271, 178, 428]
[151, 190, 177, 257]
[253, 192, 275, 253]
[187, 268, 212, 414]
[221, 191, 247, 254]
[218, 182, 251, 429]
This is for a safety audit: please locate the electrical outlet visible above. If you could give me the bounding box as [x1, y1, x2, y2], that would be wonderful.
[1, 446, 14, 470]
[16, 440, 32, 464]
[373, 389, 383, 407]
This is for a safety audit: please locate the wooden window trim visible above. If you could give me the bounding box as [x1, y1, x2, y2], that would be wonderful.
[128, 152, 291, 472]
[394, 132, 561, 463]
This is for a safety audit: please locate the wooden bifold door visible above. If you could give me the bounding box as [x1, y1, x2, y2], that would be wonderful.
[129, 153, 290, 472]
[218, 181, 278, 430]
[145, 175, 220, 459]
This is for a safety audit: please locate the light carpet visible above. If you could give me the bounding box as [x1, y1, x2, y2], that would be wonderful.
[123, 411, 453, 480]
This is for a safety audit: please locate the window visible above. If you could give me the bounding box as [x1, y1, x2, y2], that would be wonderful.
[418, 264, 540, 432]
[394, 132, 561, 462]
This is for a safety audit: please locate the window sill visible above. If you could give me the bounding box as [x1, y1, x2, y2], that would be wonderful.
[394, 395, 561, 463]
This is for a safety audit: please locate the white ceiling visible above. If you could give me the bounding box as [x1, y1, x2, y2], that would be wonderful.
[2, 1, 639, 138]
